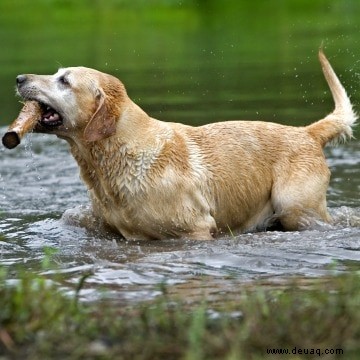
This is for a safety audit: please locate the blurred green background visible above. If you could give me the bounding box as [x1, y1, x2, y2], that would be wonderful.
[1, 0, 360, 128]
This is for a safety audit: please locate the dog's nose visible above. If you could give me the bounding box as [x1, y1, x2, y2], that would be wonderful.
[16, 74, 27, 86]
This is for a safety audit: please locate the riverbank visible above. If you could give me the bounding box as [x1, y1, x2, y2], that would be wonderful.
[1, 265, 359, 359]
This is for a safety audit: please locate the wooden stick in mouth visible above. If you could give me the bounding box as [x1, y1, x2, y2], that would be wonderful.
[2, 101, 42, 149]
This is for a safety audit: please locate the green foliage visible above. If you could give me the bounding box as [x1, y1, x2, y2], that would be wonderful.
[239, 276, 360, 356]
[0, 268, 80, 347]
[1, 267, 360, 359]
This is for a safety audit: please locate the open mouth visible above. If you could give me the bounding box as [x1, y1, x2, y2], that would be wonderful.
[39, 103, 63, 127]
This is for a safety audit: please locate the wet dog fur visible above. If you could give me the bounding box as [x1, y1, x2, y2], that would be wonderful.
[15, 50, 357, 240]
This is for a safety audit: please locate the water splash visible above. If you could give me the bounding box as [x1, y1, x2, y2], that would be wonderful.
[0, 127, 359, 303]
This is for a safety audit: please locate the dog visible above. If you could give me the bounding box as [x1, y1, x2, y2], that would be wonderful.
[14, 50, 357, 240]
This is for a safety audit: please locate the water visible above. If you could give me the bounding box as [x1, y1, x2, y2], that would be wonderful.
[1, 0, 360, 303]
[0, 131, 359, 302]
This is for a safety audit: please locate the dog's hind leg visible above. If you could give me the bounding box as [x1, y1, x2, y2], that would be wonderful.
[271, 162, 332, 231]
[276, 203, 331, 231]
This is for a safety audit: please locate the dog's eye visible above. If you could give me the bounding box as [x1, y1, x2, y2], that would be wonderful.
[58, 75, 70, 86]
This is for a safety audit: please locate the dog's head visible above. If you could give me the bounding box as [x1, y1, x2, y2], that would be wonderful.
[16, 67, 126, 142]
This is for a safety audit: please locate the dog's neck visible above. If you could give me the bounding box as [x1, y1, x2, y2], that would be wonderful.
[114, 101, 173, 148]
[68, 101, 174, 205]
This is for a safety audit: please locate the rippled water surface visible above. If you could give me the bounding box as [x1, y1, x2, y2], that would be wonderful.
[1, 132, 359, 302]
[1, 0, 360, 303]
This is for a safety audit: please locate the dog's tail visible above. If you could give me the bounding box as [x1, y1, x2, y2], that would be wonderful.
[306, 50, 357, 147]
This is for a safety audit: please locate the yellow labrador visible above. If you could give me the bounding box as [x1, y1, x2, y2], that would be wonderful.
[13, 51, 357, 240]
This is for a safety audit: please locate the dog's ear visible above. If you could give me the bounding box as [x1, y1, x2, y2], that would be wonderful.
[83, 75, 123, 142]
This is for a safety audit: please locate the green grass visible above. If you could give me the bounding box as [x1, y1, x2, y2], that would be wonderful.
[1, 266, 360, 359]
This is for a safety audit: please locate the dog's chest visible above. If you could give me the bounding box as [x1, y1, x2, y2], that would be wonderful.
[115, 147, 158, 195]
[85, 143, 159, 193]
[75, 140, 212, 239]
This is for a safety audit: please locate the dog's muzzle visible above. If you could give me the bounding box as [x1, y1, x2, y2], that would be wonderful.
[16, 75, 63, 129]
